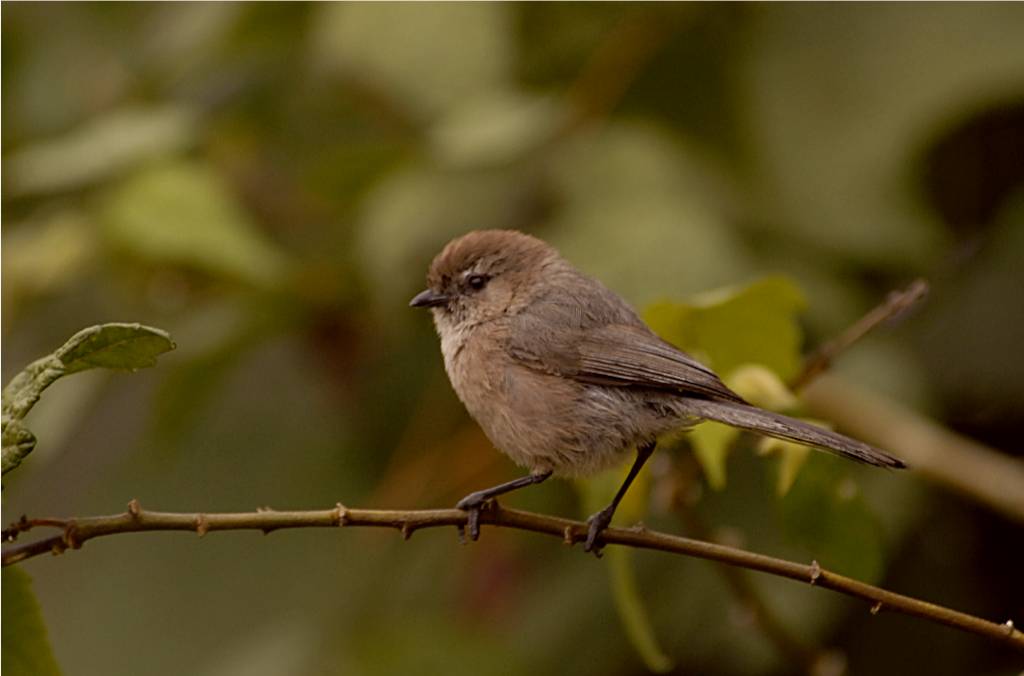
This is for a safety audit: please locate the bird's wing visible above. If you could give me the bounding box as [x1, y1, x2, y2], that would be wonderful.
[509, 317, 746, 404]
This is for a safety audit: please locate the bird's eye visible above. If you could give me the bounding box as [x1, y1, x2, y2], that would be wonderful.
[466, 274, 488, 291]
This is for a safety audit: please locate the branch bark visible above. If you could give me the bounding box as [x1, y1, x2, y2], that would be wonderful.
[3, 500, 1021, 651]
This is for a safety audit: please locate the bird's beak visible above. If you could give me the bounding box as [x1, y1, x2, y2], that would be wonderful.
[409, 289, 450, 308]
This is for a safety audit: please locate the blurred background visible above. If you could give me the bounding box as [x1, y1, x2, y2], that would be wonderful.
[3, 3, 1024, 675]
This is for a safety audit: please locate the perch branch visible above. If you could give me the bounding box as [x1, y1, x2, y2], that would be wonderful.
[3, 500, 1021, 651]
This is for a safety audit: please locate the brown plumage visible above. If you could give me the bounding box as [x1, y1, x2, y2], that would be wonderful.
[411, 229, 905, 551]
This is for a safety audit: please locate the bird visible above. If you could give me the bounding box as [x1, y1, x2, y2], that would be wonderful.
[410, 229, 905, 553]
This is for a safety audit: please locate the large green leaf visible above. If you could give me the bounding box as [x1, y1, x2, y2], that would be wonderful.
[2, 323, 174, 475]
[644, 276, 806, 381]
[101, 161, 291, 287]
[2, 567, 61, 676]
[643, 277, 806, 487]
[643, 280, 886, 574]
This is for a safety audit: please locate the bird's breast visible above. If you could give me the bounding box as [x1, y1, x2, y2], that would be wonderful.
[438, 322, 653, 475]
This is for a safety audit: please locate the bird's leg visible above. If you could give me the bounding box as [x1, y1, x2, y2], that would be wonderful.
[584, 441, 657, 555]
[456, 470, 552, 541]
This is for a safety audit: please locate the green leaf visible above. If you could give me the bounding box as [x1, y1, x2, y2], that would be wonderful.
[725, 365, 813, 495]
[757, 436, 812, 497]
[644, 276, 806, 380]
[687, 422, 740, 490]
[577, 462, 673, 672]
[778, 455, 885, 583]
[725, 364, 799, 411]
[2, 567, 61, 676]
[2, 323, 175, 475]
[56, 323, 175, 375]
[643, 278, 807, 487]
[1, 421, 37, 476]
[101, 160, 291, 287]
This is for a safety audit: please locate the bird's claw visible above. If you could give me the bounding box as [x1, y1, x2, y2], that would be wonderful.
[455, 493, 490, 542]
[584, 507, 615, 556]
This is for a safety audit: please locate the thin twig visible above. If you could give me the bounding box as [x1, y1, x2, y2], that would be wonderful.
[785, 275, 1024, 524]
[3, 500, 1021, 651]
[790, 279, 929, 391]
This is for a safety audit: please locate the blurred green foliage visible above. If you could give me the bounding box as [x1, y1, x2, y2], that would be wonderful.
[3, 3, 1024, 676]
[2, 567, 61, 676]
[580, 456, 672, 672]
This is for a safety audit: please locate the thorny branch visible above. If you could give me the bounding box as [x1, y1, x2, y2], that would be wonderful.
[3, 500, 1021, 651]
[4, 274, 1018, 661]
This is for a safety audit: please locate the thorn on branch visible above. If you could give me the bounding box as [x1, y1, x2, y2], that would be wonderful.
[65, 524, 81, 550]
[256, 506, 276, 534]
[3, 515, 30, 542]
[334, 503, 349, 527]
[400, 522, 414, 541]
[809, 560, 822, 585]
[2, 503, 1021, 652]
[127, 498, 141, 518]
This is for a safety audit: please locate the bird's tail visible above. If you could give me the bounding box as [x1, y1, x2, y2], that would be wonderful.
[685, 399, 906, 469]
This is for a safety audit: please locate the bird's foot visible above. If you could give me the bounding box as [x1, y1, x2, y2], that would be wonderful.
[584, 506, 616, 557]
[455, 491, 493, 543]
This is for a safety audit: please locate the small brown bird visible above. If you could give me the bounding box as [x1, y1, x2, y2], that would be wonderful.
[411, 230, 904, 552]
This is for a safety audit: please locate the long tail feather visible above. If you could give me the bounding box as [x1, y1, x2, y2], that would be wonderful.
[685, 400, 906, 469]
